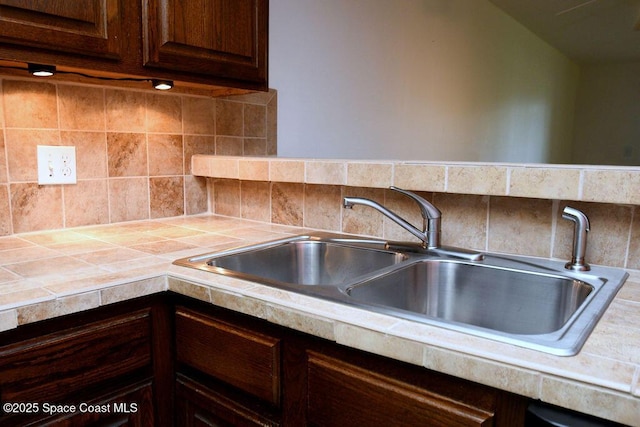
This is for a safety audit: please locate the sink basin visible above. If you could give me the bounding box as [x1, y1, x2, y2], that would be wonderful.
[175, 234, 408, 286]
[174, 233, 628, 356]
[346, 260, 593, 335]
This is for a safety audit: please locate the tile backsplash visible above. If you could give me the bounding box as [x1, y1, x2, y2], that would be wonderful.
[0, 78, 276, 235]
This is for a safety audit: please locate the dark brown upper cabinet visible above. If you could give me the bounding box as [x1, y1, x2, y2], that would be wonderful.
[143, 0, 268, 86]
[0, 0, 128, 61]
[0, 0, 268, 92]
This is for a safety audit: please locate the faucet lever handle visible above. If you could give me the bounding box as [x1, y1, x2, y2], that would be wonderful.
[389, 186, 441, 221]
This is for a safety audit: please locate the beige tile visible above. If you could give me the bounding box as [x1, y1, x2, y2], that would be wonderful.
[265, 305, 335, 341]
[184, 175, 208, 215]
[342, 187, 385, 237]
[394, 163, 446, 192]
[488, 197, 553, 257]
[148, 134, 184, 176]
[0, 288, 54, 310]
[243, 138, 268, 156]
[423, 346, 540, 398]
[240, 181, 270, 222]
[0, 309, 17, 332]
[184, 135, 215, 174]
[109, 177, 149, 222]
[100, 277, 166, 305]
[448, 165, 507, 195]
[105, 89, 146, 132]
[146, 92, 182, 133]
[271, 182, 303, 226]
[239, 159, 269, 180]
[107, 133, 147, 177]
[434, 193, 488, 250]
[5, 129, 59, 182]
[628, 212, 640, 269]
[334, 323, 424, 366]
[209, 157, 239, 179]
[10, 183, 63, 233]
[64, 180, 109, 227]
[510, 167, 581, 199]
[0, 133, 6, 184]
[168, 277, 211, 302]
[5, 255, 96, 280]
[183, 96, 215, 135]
[304, 184, 341, 231]
[583, 169, 640, 204]
[17, 292, 100, 325]
[58, 85, 105, 131]
[212, 178, 241, 217]
[216, 136, 243, 155]
[216, 99, 243, 136]
[0, 185, 10, 236]
[190, 155, 211, 177]
[62, 131, 108, 179]
[347, 162, 393, 188]
[244, 104, 266, 137]
[266, 91, 277, 156]
[270, 159, 304, 182]
[306, 161, 346, 185]
[3, 80, 58, 129]
[149, 176, 184, 218]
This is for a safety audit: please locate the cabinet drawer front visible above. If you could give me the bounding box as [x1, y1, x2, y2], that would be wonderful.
[0, 310, 152, 403]
[175, 308, 281, 406]
[307, 351, 494, 427]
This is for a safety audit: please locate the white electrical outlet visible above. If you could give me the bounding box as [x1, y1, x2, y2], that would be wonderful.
[37, 145, 77, 185]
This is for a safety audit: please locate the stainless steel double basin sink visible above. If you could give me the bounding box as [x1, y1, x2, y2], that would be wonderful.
[174, 233, 628, 356]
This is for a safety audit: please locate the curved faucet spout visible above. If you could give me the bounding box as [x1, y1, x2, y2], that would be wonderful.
[343, 186, 441, 249]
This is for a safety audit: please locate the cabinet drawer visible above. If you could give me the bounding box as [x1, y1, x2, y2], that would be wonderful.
[175, 307, 281, 406]
[0, 310, 152, 403]
[307, 351, 494, 427]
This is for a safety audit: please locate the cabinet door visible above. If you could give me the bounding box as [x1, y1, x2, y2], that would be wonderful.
[0, 0, 125, 60]
[306, 351, 495, 427]
[0, 310, 151, 404]
[175, 307, 281, 406]
[176, 374, 280, 427]
[143, 0, 268, 87]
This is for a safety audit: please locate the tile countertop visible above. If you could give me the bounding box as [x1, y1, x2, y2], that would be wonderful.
[0, 215, 639, 425]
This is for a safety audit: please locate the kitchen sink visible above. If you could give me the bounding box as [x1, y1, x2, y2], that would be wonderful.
[174, 234, 408, 287]
[347, 259, 593, 335]
[174, 233, 628, 356]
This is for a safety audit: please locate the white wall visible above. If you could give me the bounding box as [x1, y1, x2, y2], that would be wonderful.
[571, 61, 640, 166]
[269, 0, 579, 162]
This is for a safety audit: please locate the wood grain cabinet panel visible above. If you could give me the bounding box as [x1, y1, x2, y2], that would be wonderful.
[175, 306, 281, 406]
[143, 0, 268, 86]
[0, 310, 152, 404]
[306, 350, 495, 427]
[0, 0, 126, 60]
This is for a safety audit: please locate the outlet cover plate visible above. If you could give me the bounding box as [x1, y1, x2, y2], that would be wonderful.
[37, 145, 77, 185]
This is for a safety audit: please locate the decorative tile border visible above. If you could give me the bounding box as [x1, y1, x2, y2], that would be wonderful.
[193, 156, 640, 205]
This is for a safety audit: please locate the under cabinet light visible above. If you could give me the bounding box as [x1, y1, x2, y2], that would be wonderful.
[152, 79, 174, 90]
[28, 63, 56, 77]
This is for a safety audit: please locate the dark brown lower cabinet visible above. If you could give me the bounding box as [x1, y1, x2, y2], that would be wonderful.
[0, 292, 530, 426]
[173, 297, 529, 427]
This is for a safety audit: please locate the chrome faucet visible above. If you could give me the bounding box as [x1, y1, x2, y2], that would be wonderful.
[344, 186, 440, 249]
[343, 186, 483, 260]
[562, 206, 590, 271]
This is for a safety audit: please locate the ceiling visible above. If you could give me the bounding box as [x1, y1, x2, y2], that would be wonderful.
[488, 0, 640, 63]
